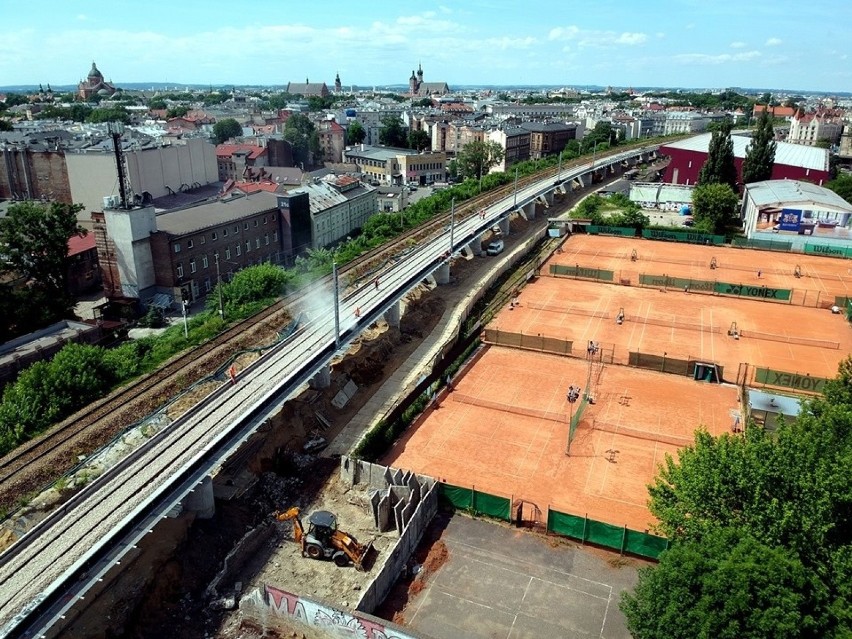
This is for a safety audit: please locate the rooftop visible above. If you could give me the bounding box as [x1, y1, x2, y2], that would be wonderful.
[343, 144, 419, 162]
[155, 192, 280, 236]
[745, 180, 852, 212]
[661, 133, 829, 172]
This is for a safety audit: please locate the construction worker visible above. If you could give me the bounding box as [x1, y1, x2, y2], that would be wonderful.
[354, 306, 361, 318]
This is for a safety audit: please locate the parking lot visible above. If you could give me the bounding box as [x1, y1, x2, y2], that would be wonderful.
[400, 514, 643, 639]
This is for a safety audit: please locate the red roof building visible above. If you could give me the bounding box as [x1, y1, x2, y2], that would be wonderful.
[216, 144, 268, 181]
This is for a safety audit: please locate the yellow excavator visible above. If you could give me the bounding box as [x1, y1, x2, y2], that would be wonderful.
[275, 507, 372, 571]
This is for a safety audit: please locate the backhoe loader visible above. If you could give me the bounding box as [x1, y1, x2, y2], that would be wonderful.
[275, 507, 372, 570]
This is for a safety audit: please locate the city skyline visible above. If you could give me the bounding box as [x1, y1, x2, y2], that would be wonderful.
[1, 0, 850, 94]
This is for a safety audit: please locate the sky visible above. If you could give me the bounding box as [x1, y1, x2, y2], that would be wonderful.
[1, 0, 850, 93]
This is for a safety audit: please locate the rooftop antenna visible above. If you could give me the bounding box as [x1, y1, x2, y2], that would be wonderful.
[108, 121, 133, 209]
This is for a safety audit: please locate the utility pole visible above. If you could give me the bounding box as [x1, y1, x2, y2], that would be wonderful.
[332, 262, 341, 350]
[214, 253, 224, 320]
[557, 151, 563, 179]
[181, 298, 189, 338]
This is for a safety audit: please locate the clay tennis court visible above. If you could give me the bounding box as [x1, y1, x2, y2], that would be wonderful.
[384, 346, 738, 531]
[383, 236, 852, 531]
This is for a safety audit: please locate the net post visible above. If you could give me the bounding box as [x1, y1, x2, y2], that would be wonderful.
[621, 526, 627, 555]
[582, 514, 588, 544]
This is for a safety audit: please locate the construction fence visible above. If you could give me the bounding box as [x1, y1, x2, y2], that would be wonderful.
[440, 483, 670, 561]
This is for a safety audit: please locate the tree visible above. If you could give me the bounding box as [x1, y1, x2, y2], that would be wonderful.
[622, 529, 827, 639]
[283, 113, 317, 167]
[407, 129, 431, 152]
[741, 109, 777, 185]
[86, 106, 130, 124]
[378, 115, 407, 148]
[0, 202, 86, 341]
[826, 174, 852, 205]
[0, 119, 12, 132]
[413, 98, 433, 108]
[346, 121, 366, 145]
[148, 98, 167, 110]
[166, 105, 189, 118]
[691, 183, 740, 234]
[815, 138, 833, 149]
[212, 118, 242, 144]
[697, 120, 738, 192]
[455, 140, 505, 180]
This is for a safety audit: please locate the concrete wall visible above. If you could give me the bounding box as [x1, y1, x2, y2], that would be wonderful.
[338, 457, 439, 615]
[104, 206, 157, 298]
[66, 139, 219, 223]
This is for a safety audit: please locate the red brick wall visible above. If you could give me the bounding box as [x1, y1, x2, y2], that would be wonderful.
[0, 149, 71, 202]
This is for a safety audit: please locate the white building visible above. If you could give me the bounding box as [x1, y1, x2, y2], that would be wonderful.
[742, 180, 852, 250]
[287, 176, 377, 249]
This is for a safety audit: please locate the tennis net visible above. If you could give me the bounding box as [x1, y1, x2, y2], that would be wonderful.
[453, 393, 568, 423]
[590, 418, 695, 447]
[625, 314, 722, 334]
[738, 330, 840, 350]
[527, 301, 611, 319]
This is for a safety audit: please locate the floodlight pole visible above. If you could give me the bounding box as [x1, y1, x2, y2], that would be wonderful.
[332, 261, 341, 350]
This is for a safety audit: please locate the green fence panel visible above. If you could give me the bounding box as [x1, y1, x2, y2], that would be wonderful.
[732, 237, 793, 251]
[754, 367, 829, 393]
[714, 281, 791, 301]
[472, 490, 511, 521]
[549, 264, 614, 282]
[804, 243, 852, 259]
[624, 530, 670, 559]
[547, 509, 587, 540]
[588, 225, 637, 237]
[441, 484, 473, 510]
[586, 519, 626, 551]
[642, 229, 725, 245]
[638, 274, 716, 293]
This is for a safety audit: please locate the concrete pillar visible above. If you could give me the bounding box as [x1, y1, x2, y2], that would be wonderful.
[524, 201, 536, 220]
[309, 364, 331, 389]
[498, 217, 510, 236]
[545, 191, 555, 206]
[184, 475, 215, 519]
[469, 235, 483, 256]
[434, 261, 450, 285]
[573, 177, 584, 190]
[384, 301, 401, 328]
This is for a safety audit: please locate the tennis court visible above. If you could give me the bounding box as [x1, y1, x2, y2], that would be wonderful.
[384, 346, 738, 531]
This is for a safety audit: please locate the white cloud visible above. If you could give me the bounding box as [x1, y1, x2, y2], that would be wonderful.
[730, 41, 747, 49]
[765, 37, 783, 46]
[616, 32, 647, 45]
[548, 25, 647, 47]
[673, 50, 762, 65]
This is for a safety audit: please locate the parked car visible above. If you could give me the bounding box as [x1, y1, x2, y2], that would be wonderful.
[486, 240, 505, 256]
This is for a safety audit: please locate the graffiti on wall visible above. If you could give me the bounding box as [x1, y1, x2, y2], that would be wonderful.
[243, 584, 419, 639]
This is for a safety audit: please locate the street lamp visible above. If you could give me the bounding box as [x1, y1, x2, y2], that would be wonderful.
[214, 253, 224, 320]
[513, 166, 519, 208]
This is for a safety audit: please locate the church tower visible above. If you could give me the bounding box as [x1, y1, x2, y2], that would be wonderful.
[334, 72, 342, 94]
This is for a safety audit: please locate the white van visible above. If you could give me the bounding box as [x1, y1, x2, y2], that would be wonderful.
[486, 239, 504, 256]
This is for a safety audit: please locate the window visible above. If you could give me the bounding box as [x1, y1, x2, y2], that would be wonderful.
[255, 238, 260, 249]
[234, 225, 238, 233]
[225, 247, 231, 260]
[223, 228, 228, 237]
[204, 278, 211, 292]
[265, 233, 269, 246]
[174, 243, 181, 253]
[253, 220, 258, 227]
[187, 239, 194, 249]
[200, 235, 205, 245]
[202, 255, 208, 269]
[245, 241, 251, 252]
[271, 214, 275, 221]
[211, 231, 218, 241]
[243, 222, 249, 230]
[176, 263, 184, 278]
[235, 244, 241, 256]
[263, 216, 267, 225]
[190, 258, 197, 274]
[273, 231, 278, 242]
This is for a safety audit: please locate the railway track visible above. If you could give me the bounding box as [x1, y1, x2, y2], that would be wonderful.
[0, 144, 650, 510]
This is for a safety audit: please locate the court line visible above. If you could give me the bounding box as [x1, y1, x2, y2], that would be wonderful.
[507, 576, 535, 639]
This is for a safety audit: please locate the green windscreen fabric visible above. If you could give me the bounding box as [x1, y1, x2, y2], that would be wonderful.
[547, 510, 587, 540]
[586, 519, 625, 550]
[441, 484, 473, 510]
[624, 530, 669, 559]
[472, 490, 511, 521]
